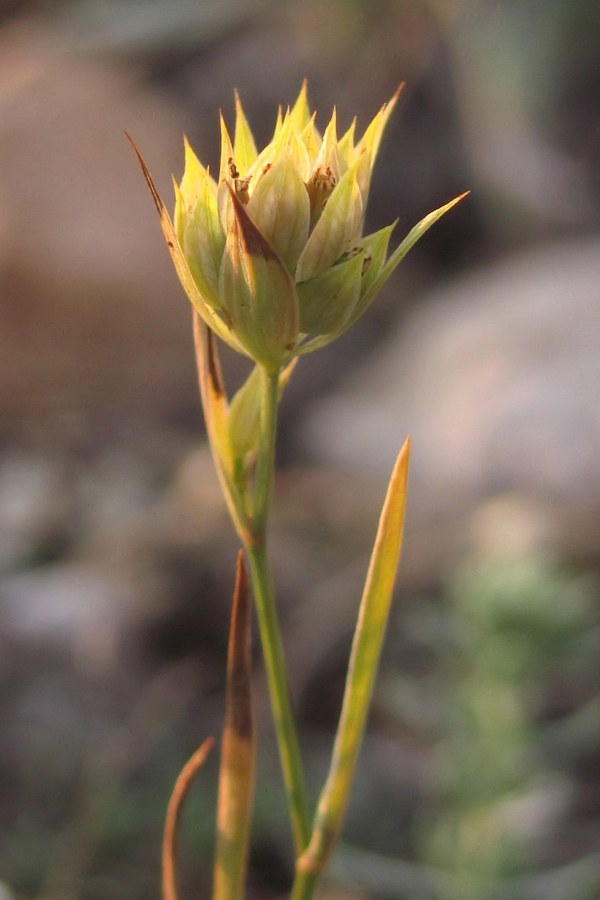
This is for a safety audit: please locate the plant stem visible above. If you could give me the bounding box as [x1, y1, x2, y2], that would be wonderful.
[246, 544, 311, 857]
[245, 366, 311, 859]
[252, 366, 279, 535]
[290, 868, 319, 900]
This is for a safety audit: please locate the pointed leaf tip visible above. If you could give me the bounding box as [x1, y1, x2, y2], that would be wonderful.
[125, 132, 164, 216]
[233, 89, 258, 174]
[226, 553, 253, 732]
[227, 184, 281, 263]
[446, 189, 470, 208]
[162, 736, 214, 900]
[391, 81, 405, 102]
[295, 434, 411, 877]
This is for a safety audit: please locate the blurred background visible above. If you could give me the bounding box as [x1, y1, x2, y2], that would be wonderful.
[0, 1, 599, 898]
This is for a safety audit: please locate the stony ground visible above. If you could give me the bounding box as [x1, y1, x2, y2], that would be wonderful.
[1, 5, 599, 898]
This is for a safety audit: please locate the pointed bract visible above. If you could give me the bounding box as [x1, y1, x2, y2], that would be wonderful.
[298, 250, 364, 336]
[219, 111, 235, 183]
[356, 83, 403, 166]
[337, 118, 357, 175]
[296, 163, 363, 282]
[289, 79, 311, 132]
[179, 174, 224, 309]
[181, 137, 214, 209]
[247, 150, 310, 274]
[312, 108, 340, 183]
[229, 360, 296, 464]
[348, 192, 470, 330]
[127, 135, 244, 354]
[357, 222, 396, 297]
[299, 113, 321, 169]
[234, 89, 258, 175]
[219, 188, 299, 371]
[133, 85, 467, 370]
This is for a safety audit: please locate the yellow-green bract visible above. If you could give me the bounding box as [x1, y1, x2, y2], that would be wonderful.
[172, 83, 467, 372]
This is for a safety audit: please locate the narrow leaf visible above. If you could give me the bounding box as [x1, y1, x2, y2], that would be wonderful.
[347, 192, 470, 330]
[296, 438, 411, 880]
[162, 737, 214, 900]
[214, 551, 256, 900]
[381, 192, 469, 283]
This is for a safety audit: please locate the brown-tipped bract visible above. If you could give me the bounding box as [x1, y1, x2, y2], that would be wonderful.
[160, 84, 467, 367]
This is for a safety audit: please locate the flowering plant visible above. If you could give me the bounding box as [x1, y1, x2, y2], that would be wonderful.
[131, 82, 466, 900]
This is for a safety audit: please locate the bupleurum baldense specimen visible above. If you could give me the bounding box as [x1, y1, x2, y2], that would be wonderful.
[131, 83, 466, 900]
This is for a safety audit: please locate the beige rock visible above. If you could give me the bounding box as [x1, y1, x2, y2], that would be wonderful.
[303, 238, 600, 577]
[0, 18, 197, 447]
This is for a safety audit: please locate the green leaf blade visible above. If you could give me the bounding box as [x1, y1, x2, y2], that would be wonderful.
[294, 438, 411, 889]
[347, 192, 469, 331]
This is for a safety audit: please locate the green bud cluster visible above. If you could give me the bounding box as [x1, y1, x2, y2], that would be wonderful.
[159, 83, 465, 371]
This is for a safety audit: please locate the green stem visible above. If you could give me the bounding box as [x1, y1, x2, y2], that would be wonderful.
[251, 366, 279, 532]
[245, 366, 311, 859]
[290, 868, 319, 900]
[246, 544, 311, 857]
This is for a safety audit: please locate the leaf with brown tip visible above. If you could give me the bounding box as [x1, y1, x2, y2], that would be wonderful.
[162, 737, 214, 900]
[214, 551, 256, 900]
[126, 133, 245, 355]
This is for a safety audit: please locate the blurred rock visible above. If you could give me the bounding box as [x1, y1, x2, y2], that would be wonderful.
[0, 453, 73, 570]
[0, 559, 164, 676]
[0, 17, 198, 449]
[303, 237, 600, 582]
[165, 445, 231, 546]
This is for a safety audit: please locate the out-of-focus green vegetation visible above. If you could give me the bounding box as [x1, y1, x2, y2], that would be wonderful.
[328, 557, 600, 899]
[423, 558, 600, 900]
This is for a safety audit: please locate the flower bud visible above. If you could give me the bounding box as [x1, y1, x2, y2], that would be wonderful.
[133, 83, 467, 370]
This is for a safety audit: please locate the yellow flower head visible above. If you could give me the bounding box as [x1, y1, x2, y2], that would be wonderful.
[134, 83, 466, 372]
